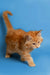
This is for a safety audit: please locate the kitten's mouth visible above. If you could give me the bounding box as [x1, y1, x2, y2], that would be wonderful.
[37, 47, 39, 48]
[30, 47, 33, 50]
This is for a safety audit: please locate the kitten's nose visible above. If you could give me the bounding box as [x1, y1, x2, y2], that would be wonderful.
[37, 46, 38, 48]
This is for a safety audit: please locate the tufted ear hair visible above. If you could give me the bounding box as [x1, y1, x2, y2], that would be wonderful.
[36, 30, 42, 37]
[25, 35, 32, 41]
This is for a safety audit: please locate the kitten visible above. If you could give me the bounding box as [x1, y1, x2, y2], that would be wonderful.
[3, 11, 43, 67]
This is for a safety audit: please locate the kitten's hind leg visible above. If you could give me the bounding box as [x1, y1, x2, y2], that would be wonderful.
[5, 48, 12, 58]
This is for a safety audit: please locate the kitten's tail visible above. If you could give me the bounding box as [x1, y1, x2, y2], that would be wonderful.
[3, 11, 13, 32]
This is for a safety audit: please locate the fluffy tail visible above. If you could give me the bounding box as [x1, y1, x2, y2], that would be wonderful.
[3, 11, 13, 32]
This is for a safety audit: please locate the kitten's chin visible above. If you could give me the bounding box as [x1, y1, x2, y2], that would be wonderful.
[33, 48, 36, 49]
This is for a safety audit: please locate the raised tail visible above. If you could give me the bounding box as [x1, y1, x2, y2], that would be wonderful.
[3, 11, 13, 32]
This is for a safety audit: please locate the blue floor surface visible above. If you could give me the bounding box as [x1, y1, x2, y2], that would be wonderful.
[0, 0, 50, 75]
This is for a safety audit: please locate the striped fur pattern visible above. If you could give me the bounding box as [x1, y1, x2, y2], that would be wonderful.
[3, 11, 43, 67]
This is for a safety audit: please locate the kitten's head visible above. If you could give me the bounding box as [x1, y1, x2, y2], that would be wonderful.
[24, 30, 43, 50]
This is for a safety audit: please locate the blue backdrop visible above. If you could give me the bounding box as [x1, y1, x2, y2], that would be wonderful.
[0, 0, 50, 75]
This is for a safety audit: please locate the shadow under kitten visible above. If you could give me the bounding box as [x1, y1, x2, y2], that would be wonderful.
[10, 53, 28, 66]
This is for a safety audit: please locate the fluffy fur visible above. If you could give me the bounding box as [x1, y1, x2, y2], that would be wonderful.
[3, 11, 43, 67]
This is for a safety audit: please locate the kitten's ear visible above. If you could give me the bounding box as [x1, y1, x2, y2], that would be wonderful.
[37, 30, 42, 37]
[25, 35, 32, 41]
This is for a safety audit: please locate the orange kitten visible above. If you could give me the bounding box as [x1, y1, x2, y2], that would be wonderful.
[3, 11, 43, 67]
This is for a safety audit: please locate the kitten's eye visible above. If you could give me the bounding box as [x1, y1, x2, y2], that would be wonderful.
[32, 43, 35, 45]
[38, 41, 40, 43]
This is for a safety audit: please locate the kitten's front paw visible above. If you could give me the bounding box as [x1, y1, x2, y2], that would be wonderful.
[5, 54, 10, 58]
[29, 63, 36, 67]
